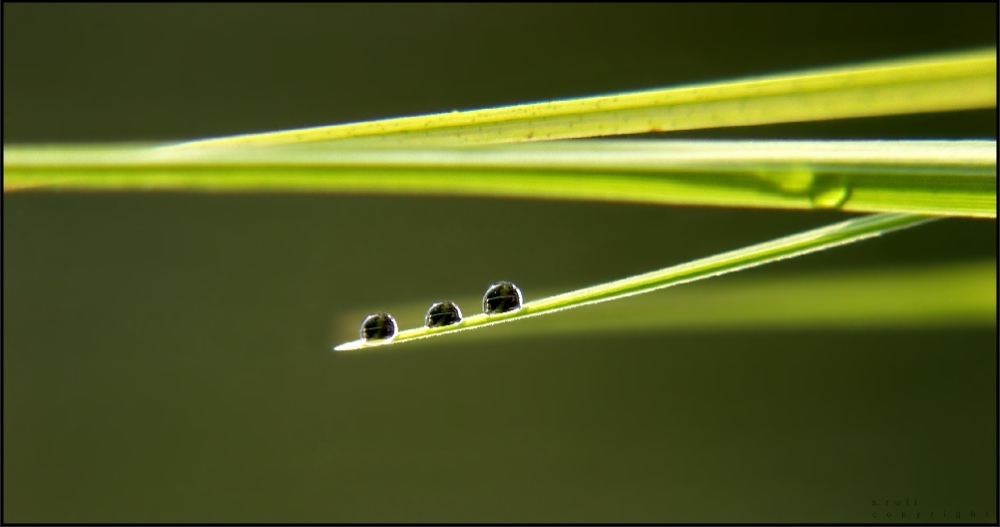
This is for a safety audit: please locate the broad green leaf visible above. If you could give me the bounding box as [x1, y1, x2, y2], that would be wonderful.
[334, 213, 938, 351]
[167, 47, 996, 149]
[5, 140, 995, 218]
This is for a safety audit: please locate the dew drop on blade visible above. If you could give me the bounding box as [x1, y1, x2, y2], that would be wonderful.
[483, 281, 523, 315]
[809, 174, 852, 210]
[360, 312, 397, 341]
[425, 300, 463, 328]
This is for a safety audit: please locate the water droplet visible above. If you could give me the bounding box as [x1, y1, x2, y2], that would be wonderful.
[483, 281, 523, 315]
[425, 300, 463, 327]
[809, 174, 852, 209]
[360, 312, 397, 341]
[761, 169, 815, 194]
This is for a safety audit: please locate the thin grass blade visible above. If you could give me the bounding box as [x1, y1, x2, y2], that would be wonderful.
[337, 261, 996, 344]
[167, 47, 996, 149]
[5, 140, 995, 217]
[334, 212, 937, 351]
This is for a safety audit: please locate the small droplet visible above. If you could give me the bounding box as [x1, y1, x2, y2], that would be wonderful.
[483, 281, 523, 315]
[360, 312, 397, 341]
[425, 300, 463, 327]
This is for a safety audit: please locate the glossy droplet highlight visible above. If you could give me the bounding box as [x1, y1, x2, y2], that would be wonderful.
[425, 300, 463, 328]
[483, 281, 523, 315]
[360, 312, 397, 341]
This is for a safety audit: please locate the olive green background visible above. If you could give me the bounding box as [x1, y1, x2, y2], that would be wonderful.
[3, 4, 997, 523]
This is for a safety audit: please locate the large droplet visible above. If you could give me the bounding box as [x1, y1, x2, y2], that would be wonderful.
[809, 174, 852, 210]
[425, 300, 463, 327]
[483, 281, 523, 315]
[360, 312, 397, 341]
[757, 168, 815, 194]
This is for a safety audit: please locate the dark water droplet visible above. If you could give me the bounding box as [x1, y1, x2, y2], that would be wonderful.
[483, 281, 523, 315]
[425, 300, 463, 327]
[360, 312, 397, 341]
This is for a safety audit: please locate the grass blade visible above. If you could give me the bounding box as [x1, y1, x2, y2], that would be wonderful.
[334, 212, 937, 351]
[336, 261, 996, 344]
[167, 47, 996, 149]
[5, 140, 995, 217]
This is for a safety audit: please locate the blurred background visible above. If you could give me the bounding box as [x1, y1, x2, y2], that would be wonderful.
[3, 4, 996, 522]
